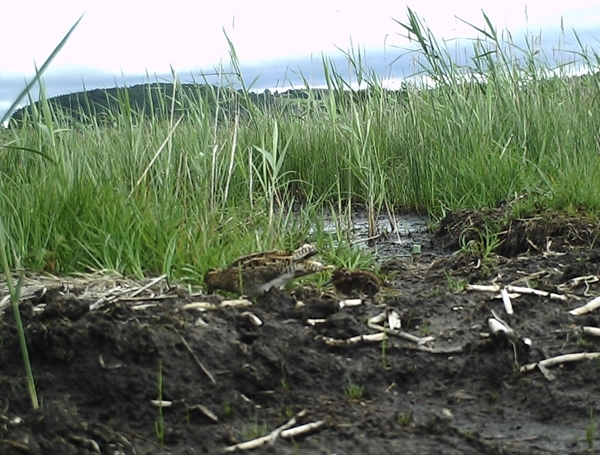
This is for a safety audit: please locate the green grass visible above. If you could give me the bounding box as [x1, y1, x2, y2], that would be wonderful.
[344, 382, 365, 399]
[0, 15, 86, 412]
[586, 407, 595, 449]
[398, 412, 412, 427]
[1, 9, 600, 284]
[155, 360, 165, 446]
[243, 416, 269, 440]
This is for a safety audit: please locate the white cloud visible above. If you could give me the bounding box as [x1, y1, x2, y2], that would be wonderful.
[2, 0, 600, 120]
[3, 0, 600, 78]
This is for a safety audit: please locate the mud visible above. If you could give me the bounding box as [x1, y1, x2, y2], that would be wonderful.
[2, 211, 600, 454]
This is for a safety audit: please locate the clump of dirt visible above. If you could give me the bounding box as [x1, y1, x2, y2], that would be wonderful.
[1, 210, 600, 454]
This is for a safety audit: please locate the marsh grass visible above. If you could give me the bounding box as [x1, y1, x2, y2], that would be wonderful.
[1, 9, 600, 285]
[345, 382, 365, 400]
[586, 407, 595, 449]
[155, 360, 165, 446]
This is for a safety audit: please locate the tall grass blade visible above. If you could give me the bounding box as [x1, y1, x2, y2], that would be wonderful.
[1, 14, 84, 125]
[0, 219, 38, 409]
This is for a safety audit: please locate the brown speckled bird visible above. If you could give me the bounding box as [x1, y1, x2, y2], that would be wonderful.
[325, 268, 382, 297]
[204, 244, 332, 297]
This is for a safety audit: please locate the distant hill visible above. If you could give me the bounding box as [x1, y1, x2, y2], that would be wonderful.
[8, 83, 338, 126]
[8, 81, 408, 127]
[8, 83, 264, 125]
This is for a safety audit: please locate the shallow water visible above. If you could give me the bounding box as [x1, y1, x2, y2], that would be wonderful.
[2, 210, 600, 454]
[319, 210, 431, 257]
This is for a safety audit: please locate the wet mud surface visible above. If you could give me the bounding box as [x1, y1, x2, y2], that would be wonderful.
[2, 210, 600, 454]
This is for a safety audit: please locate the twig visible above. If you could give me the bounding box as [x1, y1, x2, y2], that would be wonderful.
[500, 288, 513, 315]
[224, 410, 307, 452]
[557, 274, 599, 292]
[183, 299, 252, 311]
[466, 283, 567, 301]
[150, 400, 173, 407]
[367, 312, 387, 326]
[323, 333, 385, 346]
[369, 324, 435, 345]
[118, 295, 179, 302]
[466, 284, 500, 292]
[338, 299, 362, 308]
[126, 274, 167, 298]
[582, 326, 600, 337]
[280, 420, 324, 439]
[569, 296, 600, 316]
[387, 308, 402, 331]
[189, 404, 219, 423]
[488, 310, 531, 369]
[179, 335, 216, 384]
[183, 302, 219, 311]
[306, 319, 326, 326]
[240, 311, 262, 327]
[368, 312, 434, 345]
[520, 352, 600, 373]
[505, 285, 567, 301]
[131, 303, 158, 311]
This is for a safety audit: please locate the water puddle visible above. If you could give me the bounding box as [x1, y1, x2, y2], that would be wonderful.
[318, 211, 431, 258]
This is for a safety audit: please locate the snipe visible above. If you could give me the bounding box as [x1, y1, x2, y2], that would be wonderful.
[325, 268, 382, 297]
[204, 244, 332, 297]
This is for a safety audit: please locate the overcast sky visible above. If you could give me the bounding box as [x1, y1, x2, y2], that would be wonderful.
[2, 0, 600, 118]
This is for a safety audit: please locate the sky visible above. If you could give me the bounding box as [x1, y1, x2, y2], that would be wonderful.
[2, 0, 600, 119]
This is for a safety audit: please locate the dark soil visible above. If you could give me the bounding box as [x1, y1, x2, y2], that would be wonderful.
[2, 211, 600, 454]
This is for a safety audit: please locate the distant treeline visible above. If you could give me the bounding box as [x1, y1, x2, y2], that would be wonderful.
[8, 82, 410, 126]
[10, 73, 600, 127]
[8, 83, 273, 125]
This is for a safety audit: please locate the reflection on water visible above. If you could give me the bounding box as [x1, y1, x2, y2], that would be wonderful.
[316, 211, 431, 258]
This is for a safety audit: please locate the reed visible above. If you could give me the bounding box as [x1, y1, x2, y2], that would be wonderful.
[1, 9, 599, 285]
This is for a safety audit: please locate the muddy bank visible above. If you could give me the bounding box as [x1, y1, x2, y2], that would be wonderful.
[1, 210, 600, 454]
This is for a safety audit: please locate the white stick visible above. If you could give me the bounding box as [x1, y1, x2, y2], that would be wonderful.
[221, 299, 254, 308]
[306, 319, 326, 326]
[577, 275, 599, 284]
[182, 299, 253, 311]
[558, 275, 599, 289]
[506, 285, 567, 301]
[583, 326, 600, 337]
[131, 303, 158, 311]
[488, 318, 513, 337]
[223, 411, 306, 452]
[240, 311, 262, 327]
[150, 400, 172, 407]
[387, 309, 402, 331]
[367, 312, 387, 326]
[500, 288, 514, 315]
[280, 420, 324, 439]
[339, 299, 362, 308]
[323, 333, 385, 346]
[493, 292, 520, 300]
[189, 404, 219, 423]
[466, 284, 500, 292]
[570, 296, 600, 316]
[520, 352, 600, 373]
[128, 274, 167, 298]
[183, 302, 218, 311]
[368, 324, 435, 345]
